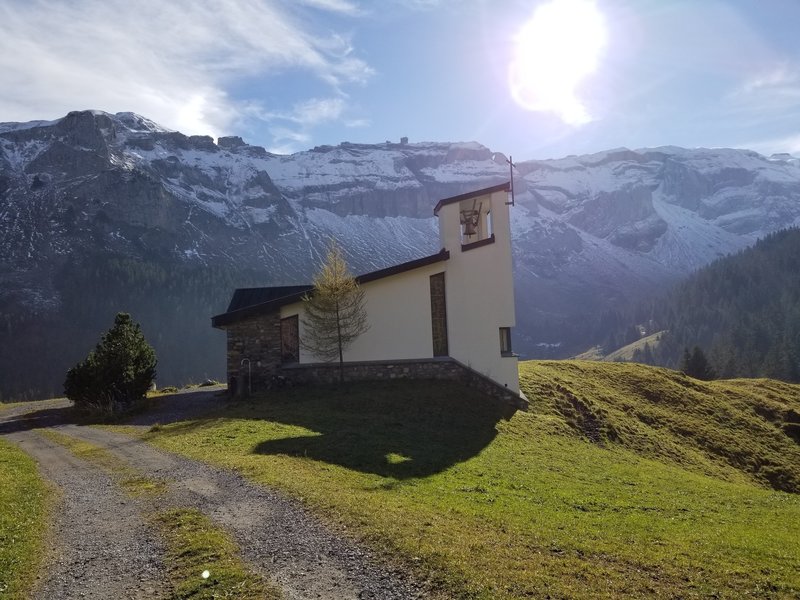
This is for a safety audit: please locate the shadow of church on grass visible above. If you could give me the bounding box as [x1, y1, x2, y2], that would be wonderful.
[249, 380, 518, 479]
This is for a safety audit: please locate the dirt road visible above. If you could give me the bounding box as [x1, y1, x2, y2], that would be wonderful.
[0, 392, 429, 599]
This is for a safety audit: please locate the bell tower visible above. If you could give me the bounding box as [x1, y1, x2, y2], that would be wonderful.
[432, 182, 518, 393]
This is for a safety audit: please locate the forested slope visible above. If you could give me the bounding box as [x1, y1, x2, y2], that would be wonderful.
[601, 228, 800, 381]
[0, 256, 263, 400]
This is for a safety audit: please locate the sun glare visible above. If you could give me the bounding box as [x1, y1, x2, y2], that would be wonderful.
[509, 0, 607, 125]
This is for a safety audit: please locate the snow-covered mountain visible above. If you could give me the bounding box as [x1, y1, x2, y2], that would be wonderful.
[2, 110, 800, 396]
[510, 146, 800, 352]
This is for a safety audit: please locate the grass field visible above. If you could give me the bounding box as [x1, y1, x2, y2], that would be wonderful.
[602, 331, 666, 362]
[112, 362, 800, 599]
[0, 438, 49, 599]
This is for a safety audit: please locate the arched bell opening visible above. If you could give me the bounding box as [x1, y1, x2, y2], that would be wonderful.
[459, 198, 492, 244]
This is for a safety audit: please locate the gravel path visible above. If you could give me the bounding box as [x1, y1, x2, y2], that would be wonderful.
[3, 429, 167, 599]
[0, 394, 432, 600]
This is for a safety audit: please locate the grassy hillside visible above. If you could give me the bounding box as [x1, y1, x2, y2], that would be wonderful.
[601, 331, 666, 363]
[523, 361, 800, 492]
[114, 362, 800, 599]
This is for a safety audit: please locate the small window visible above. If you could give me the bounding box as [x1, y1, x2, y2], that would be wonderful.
[430, 273, 449, 356]
[499, 327, 513, 356]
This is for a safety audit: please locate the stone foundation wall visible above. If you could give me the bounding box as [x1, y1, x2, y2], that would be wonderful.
[279, 357, 527, 409]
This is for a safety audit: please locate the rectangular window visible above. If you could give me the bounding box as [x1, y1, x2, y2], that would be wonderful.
[280, 315, 299, 363]
[499, 327, 513, 356]
[430, 273, 448, 357]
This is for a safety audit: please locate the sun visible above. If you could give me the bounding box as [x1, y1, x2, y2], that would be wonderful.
[509, 0, 607, 125]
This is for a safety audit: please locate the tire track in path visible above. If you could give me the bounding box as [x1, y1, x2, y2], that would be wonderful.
[59, 423, 428, 600]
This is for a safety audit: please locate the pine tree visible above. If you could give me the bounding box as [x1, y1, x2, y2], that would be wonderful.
[64, 313, 157, 413]
[301, 244, 369, 382]
[681, 346, 716, 381]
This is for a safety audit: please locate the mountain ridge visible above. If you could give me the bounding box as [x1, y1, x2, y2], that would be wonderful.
[2, 109, 800, 398]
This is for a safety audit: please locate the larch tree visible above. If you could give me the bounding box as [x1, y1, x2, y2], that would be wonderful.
[301, 243, 369, 382]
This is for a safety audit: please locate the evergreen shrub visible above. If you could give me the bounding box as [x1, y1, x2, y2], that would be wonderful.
[64, 313, 156, 413]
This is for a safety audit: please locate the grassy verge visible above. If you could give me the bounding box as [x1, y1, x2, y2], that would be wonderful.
[158, 508, 277, 600]
[0, 439, 50, 599]
[0, 400, 23, 414]
[108, 372, 800, 599]
[39, 429, 280, 599]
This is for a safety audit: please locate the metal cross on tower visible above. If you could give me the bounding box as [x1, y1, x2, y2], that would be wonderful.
[506, 155, 516, 206]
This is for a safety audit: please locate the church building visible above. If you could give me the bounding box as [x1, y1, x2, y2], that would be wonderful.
[212, 183, 523, 406]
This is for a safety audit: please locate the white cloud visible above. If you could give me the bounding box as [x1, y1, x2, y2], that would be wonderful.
[0, 0, 372, 138]
[297, 0, 361, 14]
[252, 97, 354, 153]
[723, 62, 800, 139]
[345, 118, 371, 128]
[390, 0, 449, 10]
[270, 127, 313, 144]
[738, 65, 800, 94]
[731, 63, 800, 109]
[248, 96, 347, 127]
[291, 98, 347, 125]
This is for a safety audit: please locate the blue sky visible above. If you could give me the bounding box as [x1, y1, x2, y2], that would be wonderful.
[1, 0, 799, 160]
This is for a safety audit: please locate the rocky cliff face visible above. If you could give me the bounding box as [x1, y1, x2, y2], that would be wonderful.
[0, 111, 512, 277]
[2, 110, 800, 398]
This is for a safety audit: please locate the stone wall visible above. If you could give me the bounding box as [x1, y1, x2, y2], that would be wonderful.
[224, 311, 282, 396]
[279, 357, 527, 409]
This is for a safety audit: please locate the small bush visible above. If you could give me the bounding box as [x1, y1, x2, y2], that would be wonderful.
[64, 313, 156, 414]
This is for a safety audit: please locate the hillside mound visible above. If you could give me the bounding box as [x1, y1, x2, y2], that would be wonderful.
[520, 360, 800, 492]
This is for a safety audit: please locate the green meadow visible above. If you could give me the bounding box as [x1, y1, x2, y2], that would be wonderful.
[113, 361, 800, 599]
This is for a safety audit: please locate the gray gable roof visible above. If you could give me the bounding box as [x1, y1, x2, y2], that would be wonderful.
[225, 286, 314, 313]
[212, 249, 450, 328]
[432, 182, 510, 216]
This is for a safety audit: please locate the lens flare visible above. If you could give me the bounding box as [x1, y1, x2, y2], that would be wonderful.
[509, 0, 607, 125]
